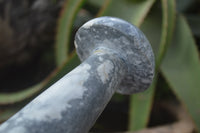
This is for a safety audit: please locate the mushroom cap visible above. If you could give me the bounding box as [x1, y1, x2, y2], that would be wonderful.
[75, 16, 155, 94]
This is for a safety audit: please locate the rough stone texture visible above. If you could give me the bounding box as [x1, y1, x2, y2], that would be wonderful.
[75, 16, 155, 94]
[0, 16, 155, 133]
[0, 51, 126, 133]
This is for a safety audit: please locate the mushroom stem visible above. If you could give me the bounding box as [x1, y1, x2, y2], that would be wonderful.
[0, 17, 155, 133]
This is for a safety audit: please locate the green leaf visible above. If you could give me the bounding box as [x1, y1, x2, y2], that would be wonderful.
[128, 79, 156, 131]
[96, 0, 112, 17]
[129, 0, 176, 131]
[0, 83, 43, 105]
[186, 15, 200, 37]
[0, 52, 80, 105]
[104, 0, 155, 26]
[140, 11, 162, 57]
[55, 0, 86, 66]
[161, 15, 200, 132]
[156, 0, 176, 70]
[87, 0, 109, 7]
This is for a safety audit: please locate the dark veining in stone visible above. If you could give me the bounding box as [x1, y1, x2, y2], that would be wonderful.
[75, 16, 155, 94]
[0, 16, 155, 133]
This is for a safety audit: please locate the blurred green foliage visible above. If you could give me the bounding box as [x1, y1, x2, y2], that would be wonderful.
[0, 0, 200, 132]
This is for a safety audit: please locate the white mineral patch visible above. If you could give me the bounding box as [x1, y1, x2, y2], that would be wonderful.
[134, 59, 142, 65]
[0, 122, 9, 131]
[83, 19, 96, 29]
[77, 34, 81, 41]
[74, 41, 78, 48]
[97, 60, 114, 84]
[110, 17, 124, 23]
[101, 39, 113, 48]
[7, 126, 26, 133]
[18, 64, 91, 122]
[98, 57, 103, 61]
[105, 17, 125, 27]
[104, 21, 114, 27]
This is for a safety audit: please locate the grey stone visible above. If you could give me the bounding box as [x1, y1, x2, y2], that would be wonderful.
[75, 16, 155, 94]
[0, 16, 155, 133]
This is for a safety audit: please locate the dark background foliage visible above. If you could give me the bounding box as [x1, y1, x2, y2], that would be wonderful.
[0, 0, 200, 132]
